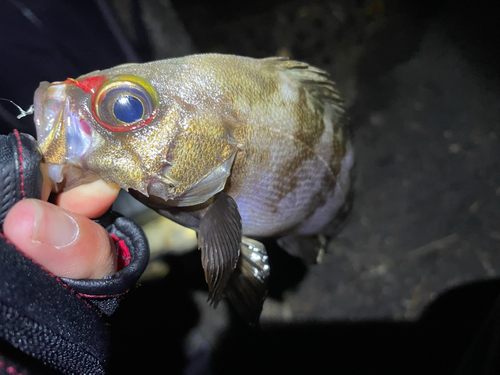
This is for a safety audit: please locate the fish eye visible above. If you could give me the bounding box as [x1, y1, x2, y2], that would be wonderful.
[93, 75, 159, 132]
[114, 95, 144, 123]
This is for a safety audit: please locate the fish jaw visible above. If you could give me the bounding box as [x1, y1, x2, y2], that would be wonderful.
[34, 80, 98, 187]
[34, 81, 67, 162]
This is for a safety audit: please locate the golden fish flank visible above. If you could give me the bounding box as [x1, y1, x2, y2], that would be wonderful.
[33, 54, 353, 323]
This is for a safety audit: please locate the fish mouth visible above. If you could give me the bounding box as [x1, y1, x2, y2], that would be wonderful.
[34, 80, 94, 189]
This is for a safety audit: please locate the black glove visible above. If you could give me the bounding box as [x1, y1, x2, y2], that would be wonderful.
[0, 131, 149, 375]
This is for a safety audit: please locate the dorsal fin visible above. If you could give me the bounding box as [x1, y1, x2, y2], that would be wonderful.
[262, 57, 345, 113]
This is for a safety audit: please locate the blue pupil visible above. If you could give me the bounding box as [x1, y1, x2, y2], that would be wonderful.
[113, 95, 144, 123]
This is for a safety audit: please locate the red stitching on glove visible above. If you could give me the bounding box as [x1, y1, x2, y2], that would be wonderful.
[76, 292, 125, 299]
[0, 361, 25, 375]
[12, 130, 25, 199]
[111, 234, 131, 270]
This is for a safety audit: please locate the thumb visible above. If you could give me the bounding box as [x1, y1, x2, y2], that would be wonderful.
[3, 199, 117, 279]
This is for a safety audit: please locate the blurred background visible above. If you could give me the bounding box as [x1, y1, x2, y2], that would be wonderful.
[1, 0, 500, 373]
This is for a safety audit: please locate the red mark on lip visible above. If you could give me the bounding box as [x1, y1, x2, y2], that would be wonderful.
[64, 75, 107, 94]
[79, 118, 91, 135]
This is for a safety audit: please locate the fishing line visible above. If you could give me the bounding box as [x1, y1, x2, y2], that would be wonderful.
[0, 98, 34, 119]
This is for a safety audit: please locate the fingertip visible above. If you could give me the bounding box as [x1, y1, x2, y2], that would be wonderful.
[4, 199, 117, 279]
[56, 180, 120, 218]
[3, 199, 36, 242]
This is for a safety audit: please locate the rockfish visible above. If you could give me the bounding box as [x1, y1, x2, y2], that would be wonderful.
[33, 54, 354, 323]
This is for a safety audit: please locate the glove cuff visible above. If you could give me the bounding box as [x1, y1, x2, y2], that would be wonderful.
[60, 213, 149, 316]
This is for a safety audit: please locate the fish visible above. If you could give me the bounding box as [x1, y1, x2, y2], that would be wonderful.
[33, 54, 354, 323]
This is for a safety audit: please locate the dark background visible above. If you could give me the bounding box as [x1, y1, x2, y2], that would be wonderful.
[1, 0, 500, 374]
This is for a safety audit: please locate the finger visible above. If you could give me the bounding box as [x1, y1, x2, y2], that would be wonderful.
[3, 199, 117, 279]
[55, 180, 121, 218]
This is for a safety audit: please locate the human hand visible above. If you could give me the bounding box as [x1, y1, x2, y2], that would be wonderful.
[0, 132, 148, 374]
[3, 174, 121, 279]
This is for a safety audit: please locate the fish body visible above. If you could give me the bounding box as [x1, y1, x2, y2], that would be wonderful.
[33, 54, 354, 322]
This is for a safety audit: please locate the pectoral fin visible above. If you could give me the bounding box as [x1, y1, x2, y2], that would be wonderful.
[225, 237, 270, 325]
[198, 192, 242, 307]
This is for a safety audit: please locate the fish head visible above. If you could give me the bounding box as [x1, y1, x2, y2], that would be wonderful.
[33, 61, 239, 206]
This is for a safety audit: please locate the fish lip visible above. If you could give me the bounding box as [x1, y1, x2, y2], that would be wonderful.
[34, 80, 93, 172]
[33, 81, 67, 154]
[33, 81, 50, 144]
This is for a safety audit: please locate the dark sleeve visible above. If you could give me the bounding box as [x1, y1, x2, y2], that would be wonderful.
[0, 131, 149, 375]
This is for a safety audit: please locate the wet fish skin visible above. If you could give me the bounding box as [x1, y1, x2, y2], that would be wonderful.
[33, 54, 353, 322]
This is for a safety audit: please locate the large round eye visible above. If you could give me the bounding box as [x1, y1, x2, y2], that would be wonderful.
[93, 75, 159, 132]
